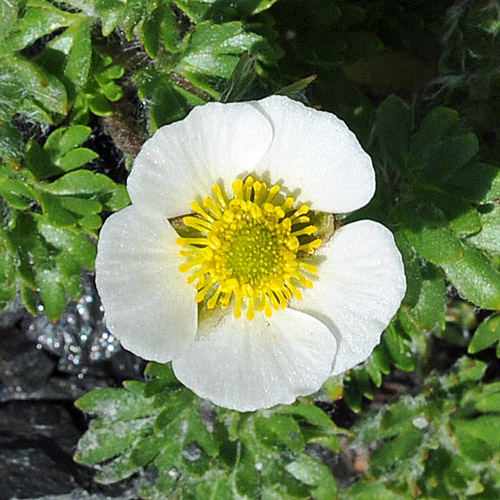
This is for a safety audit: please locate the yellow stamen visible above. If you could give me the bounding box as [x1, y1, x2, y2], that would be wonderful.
[176, 177, 325, 320]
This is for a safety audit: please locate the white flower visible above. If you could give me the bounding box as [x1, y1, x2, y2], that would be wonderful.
[96, 96, 406, 412]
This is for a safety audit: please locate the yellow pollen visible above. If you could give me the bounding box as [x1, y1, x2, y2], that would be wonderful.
[177, 176, 322, 320]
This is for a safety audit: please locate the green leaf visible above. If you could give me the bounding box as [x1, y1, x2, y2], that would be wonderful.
[419, 132, 479, 181]
[75, 387, 153, 420]
[378, 403, 414, 439]
[176, 21, 264, 96]
[454, 415, 500, 461]
[382, 323, 415, 371]
[409, 107, 460, 170]
[101, 184, 130, 211]
[443, 245, 500, 310]
[54, 148, 99, 171]
[0, 249, 17, 308]
[129, 432, 167, 468]
[285, 455, 337, 500]
[447, 163, 500, 203]
[56, 252, 82, 299]
[97, 64, 125, 82]
[377, 95, 411, 170]
[74, 416, 152, 464]
[45, 126, 93, 158]
[366, 361, 383, 388]
[161, 2, 181, 52]
[352, 368, 374, 400]
[37, 221, 96, 269]
[60, 197, 102, 216]
[6, 0, 71, 52]
[254, 414, 305, 452]
[45, 170, 116, 196]
[20, 280, 38, 315]
[0, 122, 23, 165]
[89, 93, 113, 116]
[395, 233, 422, 308]
[101, 82, 124, 102]
[58, 20, 93, 93]
[39, 192, 79, 226]
[235, 447, 259, 498]
[94, 0, 126, 36]
[471, 382, 500, 413]
[24, 139, 56, 179]
[0, 179, 37, 209]
[399, 203, 463, 265]
[145, 361, 178, 381]
[372, 342, 392, 374]
[448, 356, 487, 384]
[277, 402, 337, 431]
[147, 79, 192, 131]
[139, 442, 182, 498]
[190, 473, 233, 500]
[0, 0, 19, 43]
[36, 268, 66, 320]
[469, 313, 500, 354]
[407, 263, 446, 330]
[435, 196, 481, 236]
[467, 204, 500, 255]
[343, 480, 411, 500]
[94, 448, 140, 484]
[4, 54, 68, 118]
[0, 70, 23, 122]
[121, 0, 147, 39]
[141, 5, 162, 58]
[371, 429, 423, 473]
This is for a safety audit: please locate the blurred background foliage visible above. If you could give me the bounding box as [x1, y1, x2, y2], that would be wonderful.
[1, 0, 500, 498]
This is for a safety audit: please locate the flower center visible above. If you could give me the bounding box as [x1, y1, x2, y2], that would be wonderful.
[176, 176, 322, 320]
[227, 224, 279, 283]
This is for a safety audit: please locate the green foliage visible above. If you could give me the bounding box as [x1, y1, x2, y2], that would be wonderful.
[75, 362, 343, 499]
[343, 358, 500, 499]
[376, 96, 500, 313]
[0, 124, 128, 318]
[340, 93, 500, 410]
[469, 314, 500, 358]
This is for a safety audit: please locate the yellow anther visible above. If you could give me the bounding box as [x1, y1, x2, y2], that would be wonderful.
[293, 215, 310, 224]
[191, 201, 214, 222]
[292, 225, 318, 237]
[212, 184, 227, 208]
[234, 296, 243, 318]
[207, 287, 222, 309]
[287, 236, 300, 251]
[179, 257, 205, 273]
[183, 216, 212, 232]
[243, 176, 254, 200]
[299, 262, 318, 274]
[203, 196, 223, 219]
[247, 296, 256, 320]
[232, 179, 244, 199]
[220, 292, 232, 308]
[266, 184, 280, 203]
[291, 205, 310, 220]
[282, 197, 295, 211]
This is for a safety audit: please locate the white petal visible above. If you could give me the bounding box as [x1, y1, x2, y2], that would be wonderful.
[95, 206, 197, 362]
[253, 95, 375, 213]
[172, 308, 337, 411]
[127, 101, 273, 218]
[293, 220, 406, 375]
